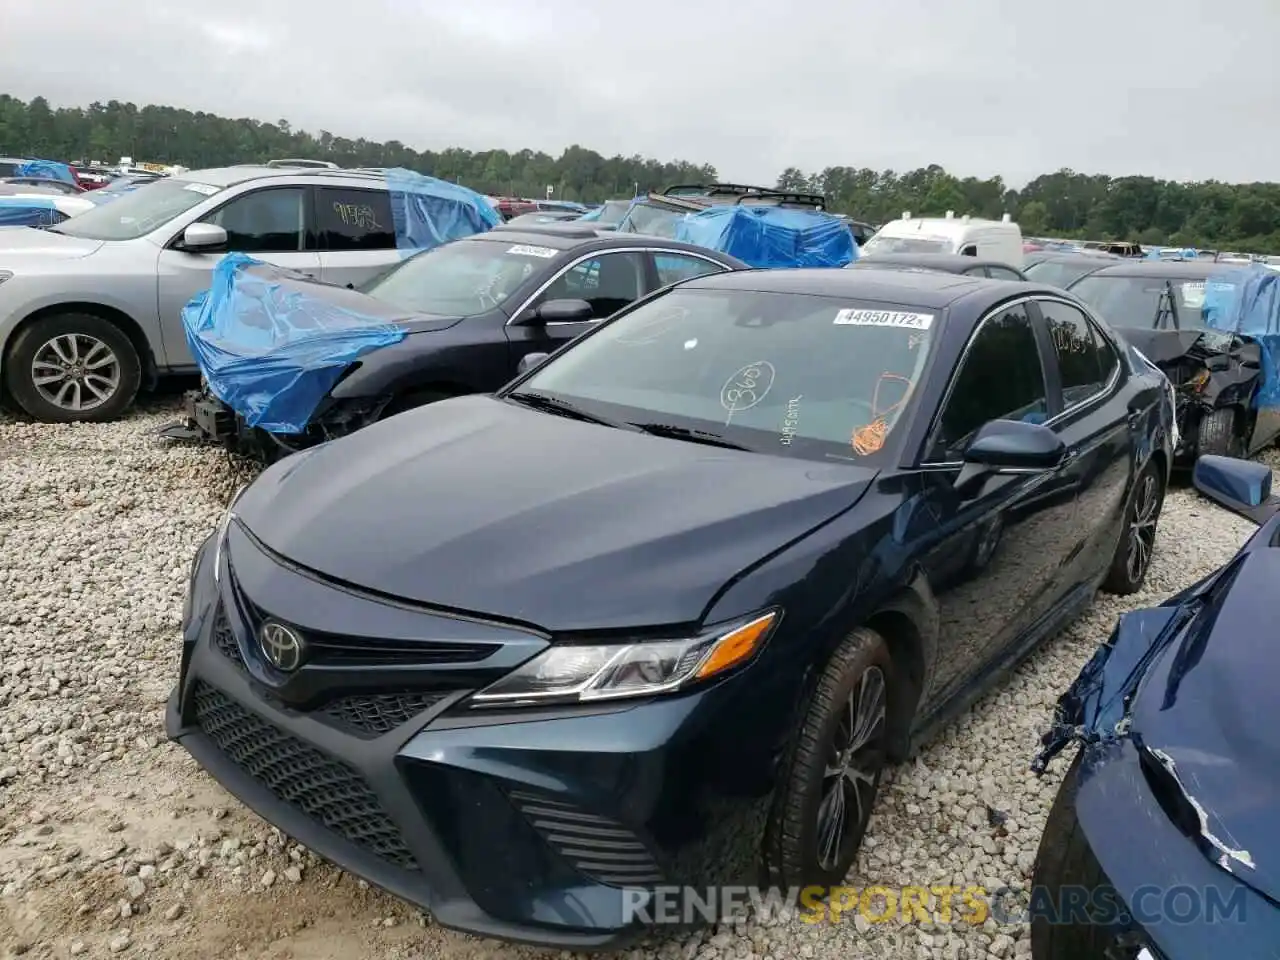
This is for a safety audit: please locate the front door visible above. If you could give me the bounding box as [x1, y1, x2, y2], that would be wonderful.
[155, 186, 319, 369]
[911, 302, 1079, 705]
[505, 250, 649, 371]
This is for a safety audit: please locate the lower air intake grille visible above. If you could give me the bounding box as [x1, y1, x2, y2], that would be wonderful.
[508, 789, 662, 886]
[318, 691, 450, 738]
[192, 681, 418, 871]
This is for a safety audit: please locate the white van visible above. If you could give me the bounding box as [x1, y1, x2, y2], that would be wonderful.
[862, 211, 1024, 268]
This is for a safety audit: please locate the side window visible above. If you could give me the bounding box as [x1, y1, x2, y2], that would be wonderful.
[960, 244, 978, 257]
[204, 187, 305, 253]
[537, 251, 646, 319]
[654, 252, 726, 287]
[931, 304, 1047, 460]
[987, 266, 1023, 281]
[1041, 300, 1118, 408]
[316, 187, 395, 251]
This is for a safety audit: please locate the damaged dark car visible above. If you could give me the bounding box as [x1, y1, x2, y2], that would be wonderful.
[161, 227, 743, 460]
[1068, 261, 1280, 464]
[1030, 454, 1280, 959]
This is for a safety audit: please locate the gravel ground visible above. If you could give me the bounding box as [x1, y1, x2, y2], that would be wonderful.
[0, 398, 1269, 960]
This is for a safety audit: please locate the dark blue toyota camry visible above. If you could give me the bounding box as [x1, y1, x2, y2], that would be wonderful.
[167, 267, 1175, 949]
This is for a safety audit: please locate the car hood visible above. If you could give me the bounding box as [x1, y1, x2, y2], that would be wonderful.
[0, 225, 104, 261]
[234, 394, 876, 631]
[1126, 545, 1280, 903]
[1037, 529, 1280, 906]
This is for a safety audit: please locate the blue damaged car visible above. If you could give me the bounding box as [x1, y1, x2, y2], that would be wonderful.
[1031, 454, 1280, 959]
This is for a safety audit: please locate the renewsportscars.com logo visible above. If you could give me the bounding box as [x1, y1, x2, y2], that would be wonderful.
[620, 883, 1249, 927]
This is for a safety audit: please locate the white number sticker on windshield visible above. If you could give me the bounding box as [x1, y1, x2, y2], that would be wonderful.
[834, 308, 934, 329]
[507, 244, 557, 258]
[721, 361, 776, 423]
[1181, 282, 1206, 307]
[183, 183, 219, 196]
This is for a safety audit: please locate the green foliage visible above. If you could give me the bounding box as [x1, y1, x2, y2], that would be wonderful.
[3, 93, 1279, 253]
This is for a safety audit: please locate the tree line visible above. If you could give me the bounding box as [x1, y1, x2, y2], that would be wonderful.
[2, 93, 1278, 253]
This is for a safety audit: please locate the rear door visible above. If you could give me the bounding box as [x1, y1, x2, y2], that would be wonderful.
[155, 185, 320, 369]
[313, 185, 400, 288]
[1033, 296, 1132, 586]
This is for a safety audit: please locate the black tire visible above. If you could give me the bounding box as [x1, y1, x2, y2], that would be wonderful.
[1197, 408, 1245, 458]
[5, 313, 141, 423]
[1030, 752, 1118, 959]
[765, 627, 893, 887]
[1100, 459, 1164, 595]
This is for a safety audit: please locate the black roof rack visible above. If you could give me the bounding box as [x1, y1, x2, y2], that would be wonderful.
[736, 190, 826, 209]
[661, 183, 769, 198]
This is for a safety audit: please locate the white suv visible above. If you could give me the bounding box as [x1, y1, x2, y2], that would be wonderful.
[0, 166, 415, 422]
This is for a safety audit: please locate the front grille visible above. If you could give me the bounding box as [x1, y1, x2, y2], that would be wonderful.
[508, 789, 662, 887]
[192, 681, 419, 871]
[211, 605, 246, 670]
[318, 691, 450, 738]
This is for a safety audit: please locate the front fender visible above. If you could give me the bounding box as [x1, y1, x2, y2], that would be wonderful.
[328, 324, 488, 400]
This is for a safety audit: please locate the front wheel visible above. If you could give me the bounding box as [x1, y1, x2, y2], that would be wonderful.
[1197, 407, 1245, 458]
[1101, 459, 1165, 595]
[765, 627, 892, 887]
[4, 313, 141, 422]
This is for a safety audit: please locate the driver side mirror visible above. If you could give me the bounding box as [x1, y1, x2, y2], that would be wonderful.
[1193, 454, 1279, 524]
[178, 222, 227, 252]
[514, 298, 594, 326]
[953, 419, 1065, 498]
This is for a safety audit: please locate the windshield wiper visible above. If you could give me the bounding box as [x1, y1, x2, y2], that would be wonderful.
[505, 391, 631, 430]
[630, 422, 750, 450]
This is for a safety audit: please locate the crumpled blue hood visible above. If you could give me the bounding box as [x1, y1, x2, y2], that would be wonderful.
[1036, 518, 1280, 907]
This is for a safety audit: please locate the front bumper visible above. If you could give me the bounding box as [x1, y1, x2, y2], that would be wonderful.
[1070, 739, 1280, 959]
[166, 533, 773, 949]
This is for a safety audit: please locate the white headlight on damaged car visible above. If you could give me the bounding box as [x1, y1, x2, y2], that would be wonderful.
[211, 483, 247, 584]
[470, 610, 780, 706]
[0, 271, 13, 286]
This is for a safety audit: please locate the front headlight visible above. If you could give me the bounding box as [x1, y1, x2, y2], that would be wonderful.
[211, 483, 247, 584]
[470, 610, 780, 707]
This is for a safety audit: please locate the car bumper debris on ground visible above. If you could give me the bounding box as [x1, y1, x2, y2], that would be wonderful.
[0, 399, 1268, 959]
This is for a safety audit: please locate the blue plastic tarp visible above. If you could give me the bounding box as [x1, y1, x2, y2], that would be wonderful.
[384, 168, 500, 257]
[674, 205, 857, 268]
[1202, 264, 1280, 408]
[0, 197, 66, 227]
[16, 160, 75, 184]
[182, 254, 407, 434]
[578, 205, 605, 222]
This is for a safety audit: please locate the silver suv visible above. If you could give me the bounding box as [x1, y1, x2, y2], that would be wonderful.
[0, 166, 412, 422]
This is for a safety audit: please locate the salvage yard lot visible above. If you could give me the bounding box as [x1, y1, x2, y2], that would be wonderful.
[0, 400, 1265, 960]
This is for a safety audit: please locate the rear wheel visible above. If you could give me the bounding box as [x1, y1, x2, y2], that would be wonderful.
[1101, 459, 1164, 595]
[765, 627, 892, 887]
[5, 313, 141, 422]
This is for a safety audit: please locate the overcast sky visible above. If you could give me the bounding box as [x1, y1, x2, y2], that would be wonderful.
[1, 0, 1275, 187]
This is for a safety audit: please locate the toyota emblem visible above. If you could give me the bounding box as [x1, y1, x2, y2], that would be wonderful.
[258, 621, 304, 672]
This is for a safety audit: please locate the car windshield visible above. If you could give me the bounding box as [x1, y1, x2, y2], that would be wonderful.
[1070, 274, 1223, 330]
[1025, 259, 1103, 289]
[596, 200, 634, 226]
[361, 238, 551, 315]
[862, 235, 952, 256]
[617, 202, 683, 238]
[48, 178, 220, 240]
[516, 287, 938, 463]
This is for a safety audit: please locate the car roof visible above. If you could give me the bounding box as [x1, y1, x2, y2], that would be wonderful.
[852, 253, 1018, 273]
[472, 227, 746, 262]
[684, 266, 1019, 309]
[1083, 260, 1223, 280]
[177, 166, 389, 188]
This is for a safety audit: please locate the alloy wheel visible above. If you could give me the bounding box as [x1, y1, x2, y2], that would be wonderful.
[816, 665, 887, 871]
[1125, 473, 1159, 584]
[31, 334, 121, 412]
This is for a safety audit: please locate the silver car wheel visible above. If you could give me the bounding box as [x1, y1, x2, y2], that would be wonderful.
[31, 334, 121, 412]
